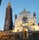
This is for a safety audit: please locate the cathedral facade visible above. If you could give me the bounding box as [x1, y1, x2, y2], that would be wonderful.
[14, 9, 39, 32]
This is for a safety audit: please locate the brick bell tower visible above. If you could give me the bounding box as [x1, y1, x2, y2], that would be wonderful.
[4, 2, 13, 31]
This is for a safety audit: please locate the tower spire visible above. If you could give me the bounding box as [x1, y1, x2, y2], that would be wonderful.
[4, 2, 13, 31]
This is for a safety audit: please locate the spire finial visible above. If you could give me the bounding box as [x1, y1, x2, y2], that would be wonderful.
[8, 2, 11, 7]
[23, 8, 26, 12]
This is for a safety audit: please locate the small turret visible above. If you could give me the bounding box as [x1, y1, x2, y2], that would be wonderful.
[33, 12, 36, 17]
[15, 14, 17, 19]
[38, 23, 39, 26]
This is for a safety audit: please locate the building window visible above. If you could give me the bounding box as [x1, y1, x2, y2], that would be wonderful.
[22, 17, 27, 23]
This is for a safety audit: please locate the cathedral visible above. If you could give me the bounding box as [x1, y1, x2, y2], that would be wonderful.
[4, 2, 39, 32]
[14, 9, 39, 32]
[0, 2, 39, 40]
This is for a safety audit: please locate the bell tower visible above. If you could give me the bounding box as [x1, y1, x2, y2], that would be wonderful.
[4, 2, 13, 31]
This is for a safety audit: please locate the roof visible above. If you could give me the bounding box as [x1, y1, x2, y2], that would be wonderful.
[19, 8, 30, 14]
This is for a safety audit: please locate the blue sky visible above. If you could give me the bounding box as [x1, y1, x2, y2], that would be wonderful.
[0, 0, 39, 31]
